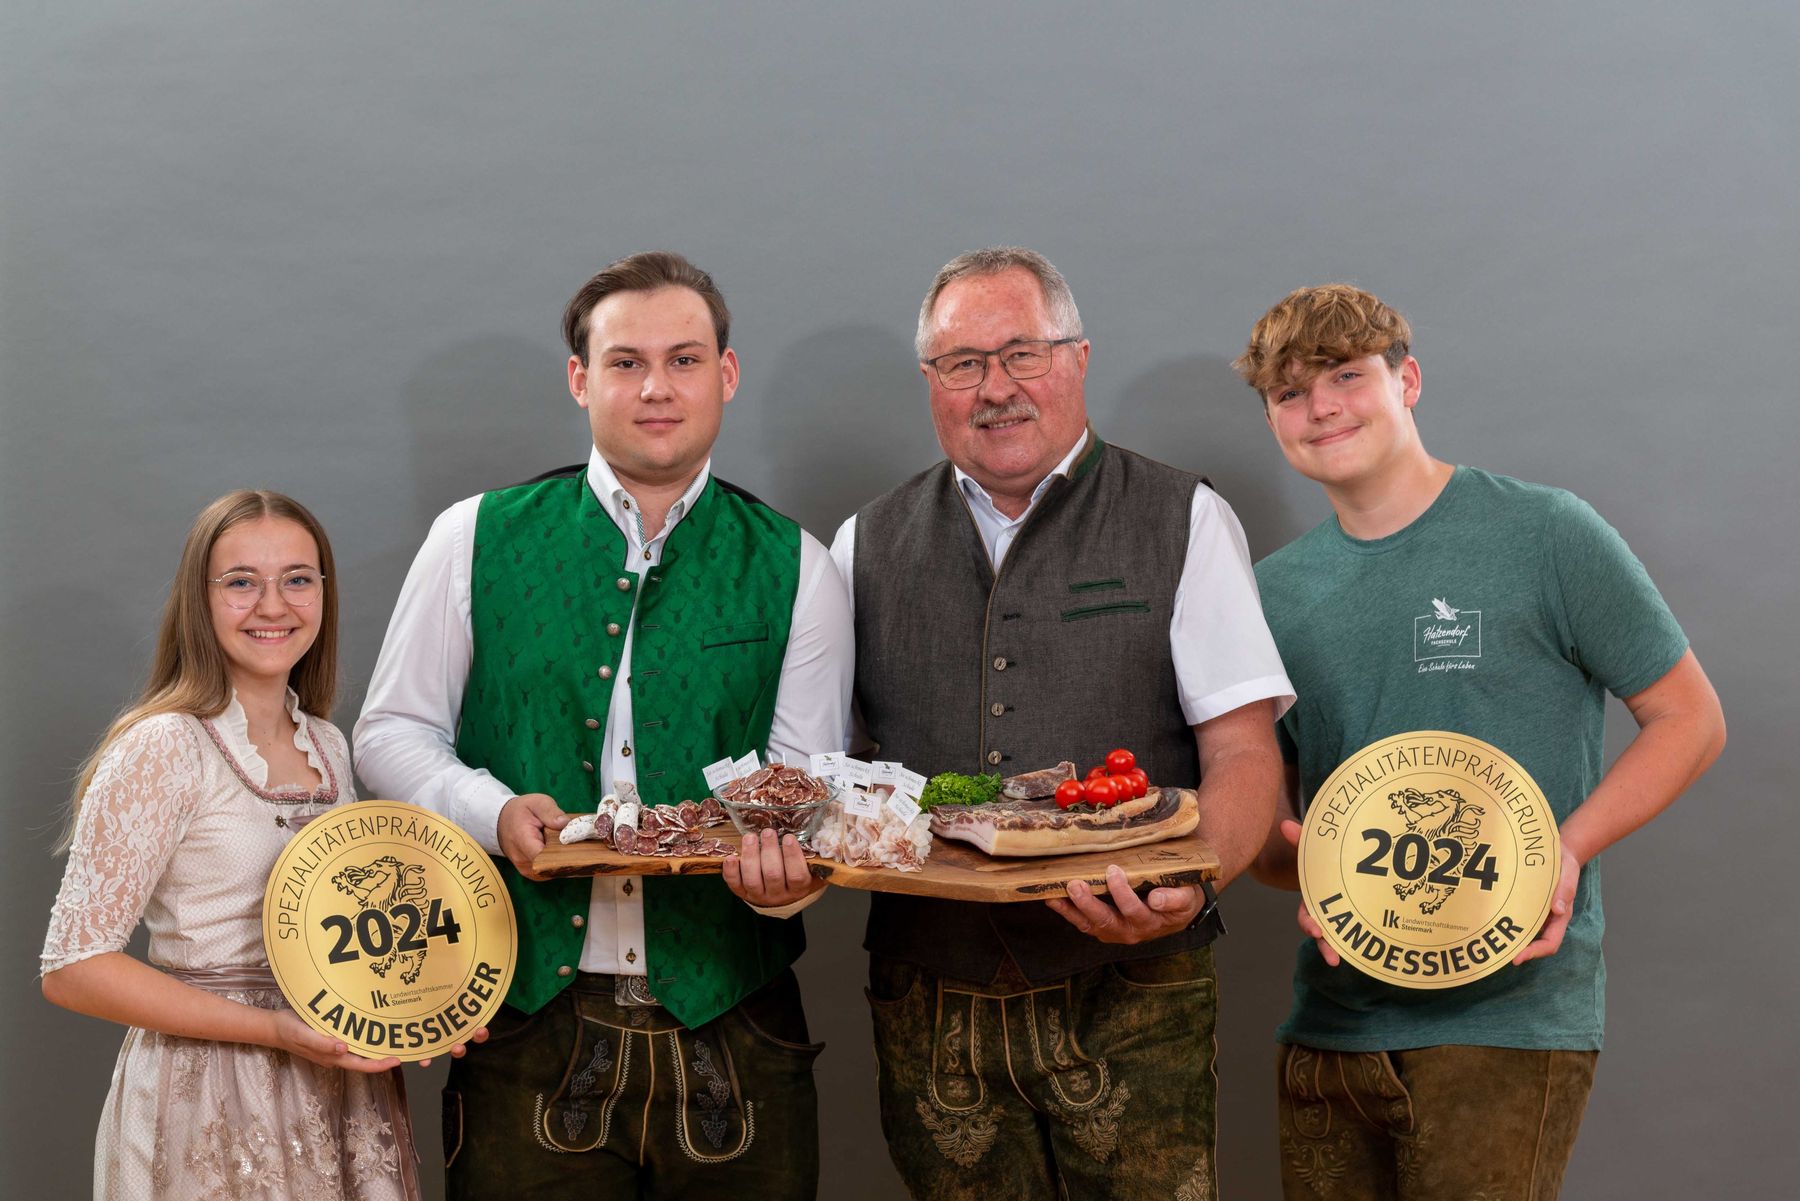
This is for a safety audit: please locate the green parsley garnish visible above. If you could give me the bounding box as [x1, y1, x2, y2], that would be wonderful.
[918, 771, 1003, 811]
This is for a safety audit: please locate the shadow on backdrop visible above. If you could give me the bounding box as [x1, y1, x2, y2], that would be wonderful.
[740, 323, 941, 539]
[401, 333, 585, 531]
[1109, 354, 1313, 560]
[324, 334, 589, 717]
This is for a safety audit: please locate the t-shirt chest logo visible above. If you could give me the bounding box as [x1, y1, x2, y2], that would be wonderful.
[1414, 596, 1481, 673]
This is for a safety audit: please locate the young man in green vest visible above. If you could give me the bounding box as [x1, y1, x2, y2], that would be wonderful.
[1238, 284, 1726, 1200]
[831, 247, 1295, 1198]
[356, 251, 854, 1199]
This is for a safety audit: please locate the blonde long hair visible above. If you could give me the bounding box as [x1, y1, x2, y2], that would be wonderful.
[59, 491, 339, 849]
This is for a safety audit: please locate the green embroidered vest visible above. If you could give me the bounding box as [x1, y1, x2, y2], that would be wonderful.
[455, 468, 805, 1026]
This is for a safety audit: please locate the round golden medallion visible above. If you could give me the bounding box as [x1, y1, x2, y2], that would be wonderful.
[1297, 731, 1561, 990]
[262, 800, 516, 1061]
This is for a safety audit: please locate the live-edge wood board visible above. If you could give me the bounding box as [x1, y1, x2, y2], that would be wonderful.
[533, 796, 1218, 902]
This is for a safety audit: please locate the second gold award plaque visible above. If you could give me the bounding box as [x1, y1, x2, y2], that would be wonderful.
[1298, 731, 1561, 989]
[263, 801, 516, 1061]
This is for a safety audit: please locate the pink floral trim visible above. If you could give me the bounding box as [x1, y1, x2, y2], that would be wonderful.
[199, 717, 340, 807]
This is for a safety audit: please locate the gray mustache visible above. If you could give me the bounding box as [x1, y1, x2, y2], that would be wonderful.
[970, 402, 1039, 429]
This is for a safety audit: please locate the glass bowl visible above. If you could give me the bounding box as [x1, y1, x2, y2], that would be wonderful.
[717, 796, 832, 845]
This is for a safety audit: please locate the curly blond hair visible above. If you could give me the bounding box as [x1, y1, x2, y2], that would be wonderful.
[1233, 284, 1411, 398]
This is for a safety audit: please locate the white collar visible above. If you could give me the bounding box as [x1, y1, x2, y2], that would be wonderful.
[952, 429, 1090, 520]
[213, 689, 324, 788]
[584, 446, 712, 542]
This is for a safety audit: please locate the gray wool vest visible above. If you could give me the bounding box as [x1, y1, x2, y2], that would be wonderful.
[852, 434, 1223, 982]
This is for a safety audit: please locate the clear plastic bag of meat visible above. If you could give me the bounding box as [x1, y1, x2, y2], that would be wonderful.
[813, 787, 932, 871]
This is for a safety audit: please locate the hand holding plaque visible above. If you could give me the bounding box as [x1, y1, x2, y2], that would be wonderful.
[1297, 732, 1562, 989]
[262, 801, 518, 1061]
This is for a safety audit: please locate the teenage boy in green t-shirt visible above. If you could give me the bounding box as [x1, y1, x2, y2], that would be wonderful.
[1236, 285, 1726, 1201]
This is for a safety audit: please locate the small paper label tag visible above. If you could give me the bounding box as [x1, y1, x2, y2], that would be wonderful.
[841, 788, 883, 818]
[840, 758, 873, 788]
[702, 758, 737, 793]
[732, 750, 761, 779]
[871, 761, 902, 786]
[900, 768, 929, 797]
[811, 752, 845, 783]
[885, 792, 922, 823]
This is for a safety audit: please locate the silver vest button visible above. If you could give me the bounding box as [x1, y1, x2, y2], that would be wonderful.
[607, 622, 622, 636]
[615, 577, 631, 591]
[986, 750, 1002, 765]
[556, 965, 573, 978]
[598, 665, 614, 680]
[571, 915, 585, 929]
[585, 718, 600, 729]
[581, 760, 593, 773]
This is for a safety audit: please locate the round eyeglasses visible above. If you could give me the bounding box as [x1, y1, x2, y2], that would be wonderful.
[924, 337, 1079, 389]
[209, 570, 326, 609]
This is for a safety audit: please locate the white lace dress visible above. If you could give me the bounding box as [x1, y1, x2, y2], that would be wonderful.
[42, 695, 419, 1201]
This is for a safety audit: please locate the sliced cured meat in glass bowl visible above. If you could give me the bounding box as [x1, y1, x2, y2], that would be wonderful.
[715, 764, 834, 845]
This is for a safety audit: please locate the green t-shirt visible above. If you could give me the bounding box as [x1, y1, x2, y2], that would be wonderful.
[1255, 467, 1687, 1051]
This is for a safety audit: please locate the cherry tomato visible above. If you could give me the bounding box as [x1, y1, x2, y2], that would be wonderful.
[1108, 772, 1137, 801]
[1086, 765, 1109, 782]
[1084, 777, 1117, 806]
[1055, 780, 1085, 809]
[1127, 768, 1149, 797]
[1106, 748, 1136, 775]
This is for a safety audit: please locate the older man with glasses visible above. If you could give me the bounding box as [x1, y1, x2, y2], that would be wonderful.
[829, 247, 1294, 1199]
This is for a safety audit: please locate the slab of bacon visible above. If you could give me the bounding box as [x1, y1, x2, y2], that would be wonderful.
[930, 786, 1198, 857]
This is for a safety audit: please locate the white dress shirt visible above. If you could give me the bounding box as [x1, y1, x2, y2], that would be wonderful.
[356, 447, 854, 975]
[830, 434, 1294, 731]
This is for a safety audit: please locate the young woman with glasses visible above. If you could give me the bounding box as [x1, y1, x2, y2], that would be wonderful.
[40, 490, 451, 1199]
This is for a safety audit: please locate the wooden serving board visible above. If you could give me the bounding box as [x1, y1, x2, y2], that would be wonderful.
[532, 814, 1218, 904]
[815, 831, 1219, 903]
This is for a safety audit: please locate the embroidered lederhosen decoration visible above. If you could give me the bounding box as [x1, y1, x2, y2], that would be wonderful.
[1028, 980, 1131, 1164]
[916, 984, 1002, 1168]
[670, 1031, 754, 1163]
[1279, 1046, 1357, 1194]
[537, 1014, 640, 1155]
[533, 1013, 756, 1162]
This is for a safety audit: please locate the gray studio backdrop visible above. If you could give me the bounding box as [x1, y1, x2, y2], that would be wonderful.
[5, 3, 1795, 1197]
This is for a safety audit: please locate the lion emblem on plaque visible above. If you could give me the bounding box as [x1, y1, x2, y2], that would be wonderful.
[1388, 787, 1485, 914]
[332, 855, 430, 983]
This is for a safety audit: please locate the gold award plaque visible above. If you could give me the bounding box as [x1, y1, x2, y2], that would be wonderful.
[262, 800, 516, 1061]
[1298, 731, 1561, 989]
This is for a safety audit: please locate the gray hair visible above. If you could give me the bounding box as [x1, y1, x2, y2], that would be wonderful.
[915, 246, 1084, 359]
